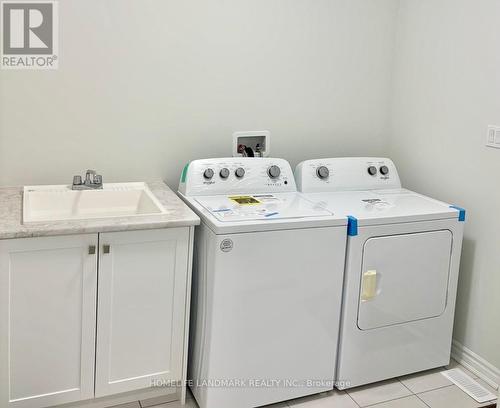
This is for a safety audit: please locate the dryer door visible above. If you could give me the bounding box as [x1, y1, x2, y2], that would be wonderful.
[357, 230, 452, 330]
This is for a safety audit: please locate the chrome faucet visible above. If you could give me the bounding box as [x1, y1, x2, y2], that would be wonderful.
[72, 170, 103, 190]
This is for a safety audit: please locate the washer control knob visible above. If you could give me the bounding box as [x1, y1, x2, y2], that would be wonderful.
[367, 166, 378, 176]
[267, 165, 281, 179]
[235, 167, 245, 178]
[203, 168, 214, 180]
[380, 165, 389, 175]
[219, 168, 230, 179]
[316, 166, 330, 179]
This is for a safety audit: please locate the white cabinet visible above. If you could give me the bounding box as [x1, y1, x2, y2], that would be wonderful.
[95, 228, 190, 397]
[0, 234, 98, 408]
[0, 227, 193, 408]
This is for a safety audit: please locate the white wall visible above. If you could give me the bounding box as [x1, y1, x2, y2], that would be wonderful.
[390, 0, 500, 368]
[0, 0, 399, 188]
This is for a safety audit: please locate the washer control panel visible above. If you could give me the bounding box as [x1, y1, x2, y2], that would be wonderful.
[295, 157, 401, 193]
[179, 157, 296, 196]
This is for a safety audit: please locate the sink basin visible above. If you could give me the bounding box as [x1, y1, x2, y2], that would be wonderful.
[23, 182, 167, 224]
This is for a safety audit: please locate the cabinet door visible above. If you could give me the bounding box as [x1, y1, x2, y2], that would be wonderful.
[95, 228, 190, 397]
[0, 234, 98, 408]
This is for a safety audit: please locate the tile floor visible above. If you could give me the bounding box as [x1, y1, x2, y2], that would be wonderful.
[119, 360, 497, 408]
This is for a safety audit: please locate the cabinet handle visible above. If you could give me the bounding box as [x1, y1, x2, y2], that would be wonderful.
[88, 245, 96, 255]
[103, 244, 111, 254]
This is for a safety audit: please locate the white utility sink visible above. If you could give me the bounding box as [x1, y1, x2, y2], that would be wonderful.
[23, 182, 167, 223]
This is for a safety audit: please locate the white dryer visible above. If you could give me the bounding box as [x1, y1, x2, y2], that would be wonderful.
[295, 157, 465, 389]
[178, 158, 347, 408]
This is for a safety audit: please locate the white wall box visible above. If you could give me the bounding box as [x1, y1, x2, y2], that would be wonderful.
[232, 130, 271, 157]
[0, 227, 194, 408]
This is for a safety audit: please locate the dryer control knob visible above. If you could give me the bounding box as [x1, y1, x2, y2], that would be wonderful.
[316, 166, 330, 179]
[268, 165, 281, 179]
[380, 165, 389, 175]
[203, 168, 214, 180]
[367, 166, 378, 176]
[235, 167, 245, 178]
[219, 168, 230, 179]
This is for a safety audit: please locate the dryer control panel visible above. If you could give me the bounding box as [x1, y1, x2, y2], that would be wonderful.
[178, 157, 297, 196]
[295, 157, 401, 193]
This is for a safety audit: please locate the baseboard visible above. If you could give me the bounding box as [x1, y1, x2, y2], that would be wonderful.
[60, 387, 180, 408]
[451, 339, 500, 391]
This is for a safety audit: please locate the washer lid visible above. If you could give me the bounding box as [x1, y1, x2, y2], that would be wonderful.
[195, 192, 333, 222]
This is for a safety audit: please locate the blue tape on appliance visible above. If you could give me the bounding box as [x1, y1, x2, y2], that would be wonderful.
[450, 205, 466, 222]
[347, 215, 358, 236]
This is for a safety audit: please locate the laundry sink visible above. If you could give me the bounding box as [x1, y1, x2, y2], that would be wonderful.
[23, 182, 167, 223]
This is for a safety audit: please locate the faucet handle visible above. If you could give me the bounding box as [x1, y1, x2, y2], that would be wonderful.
[73, 175, 82, 186]
[94, 174, 102, 185]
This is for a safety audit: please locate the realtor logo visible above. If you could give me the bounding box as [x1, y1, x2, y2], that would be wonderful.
[1, 1, 58, 69]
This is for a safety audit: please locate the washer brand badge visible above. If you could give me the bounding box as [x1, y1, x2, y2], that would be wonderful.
[1, 1, 58, 69]
[220, 238, 233, 252]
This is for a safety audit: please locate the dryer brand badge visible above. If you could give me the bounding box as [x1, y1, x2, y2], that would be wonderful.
[220, 238, 233, 252]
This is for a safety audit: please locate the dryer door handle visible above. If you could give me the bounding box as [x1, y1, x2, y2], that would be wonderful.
[361, 270, 378, 301]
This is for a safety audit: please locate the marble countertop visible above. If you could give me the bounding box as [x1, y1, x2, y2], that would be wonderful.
[0, 180, 200, 240]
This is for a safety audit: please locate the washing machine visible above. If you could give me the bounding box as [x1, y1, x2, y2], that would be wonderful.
[295, 157, 465, 389]
[178, 158, 347, 408]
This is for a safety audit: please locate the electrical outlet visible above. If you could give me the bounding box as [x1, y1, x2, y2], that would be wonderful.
[486, 126, 500, 149]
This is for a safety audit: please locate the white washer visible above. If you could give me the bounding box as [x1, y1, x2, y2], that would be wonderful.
[295, 157, 465, 389]
[178, 158, 347, 408]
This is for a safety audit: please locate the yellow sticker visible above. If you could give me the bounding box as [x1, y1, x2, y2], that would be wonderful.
[228, 196, 261, 205]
